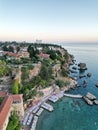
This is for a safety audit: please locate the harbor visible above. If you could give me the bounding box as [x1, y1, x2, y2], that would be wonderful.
[22, 91, 84, 130]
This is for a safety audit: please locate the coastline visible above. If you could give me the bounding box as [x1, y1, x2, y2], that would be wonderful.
[22, 74, 78, 130]
[22, 46, 79, 130]
[36, 44, 98, 130]
[22, 85, 80, 130]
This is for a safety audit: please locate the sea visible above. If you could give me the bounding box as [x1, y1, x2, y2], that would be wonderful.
[36, 43, 98, 130]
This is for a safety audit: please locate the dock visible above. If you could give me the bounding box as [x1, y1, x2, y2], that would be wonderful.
[48, 91, 64, 103]
[22, 113, 30, 126]
[30, 116, 38, 130]
[48, 95, 59, 102]
[27, 114, 33, 125]
[36, 108, 44, 116]
[41, 102, 54, 111]
[64, 93, 82, 98]
[33, 106, 39, 114]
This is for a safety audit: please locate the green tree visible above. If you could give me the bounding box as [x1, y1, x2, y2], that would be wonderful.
[40, 80, 47, 88]
[61, 68, 69, 77]
[8, 46, 14, 52]
[47, 50, 57, 60]
[7, 113, 21, 130]
[16, 46, 20, 52]
[56, 80, 65, 88]
[27, 45, 36, 58]
[2, 45, 8, 51]
[0, 60, 8, 77]
[12, 79, 19, 94]
[39, 65, 49, 81]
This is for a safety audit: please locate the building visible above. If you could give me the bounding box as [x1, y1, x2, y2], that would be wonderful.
[35, 39, 42, 43]
[0, 51, 6, 57]
[6, 51, 30, 60]
[38, 53, 50, 59]
[18, 51, 29, 58]
[6, 52, 20, 60]
[0, 92, 24, 130]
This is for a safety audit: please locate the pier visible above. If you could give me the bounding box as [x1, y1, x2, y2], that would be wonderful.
[41, 102, 54, 111]
[48, 91, 64, 103]
[64, 93, 83, 98]
[36, 108, 44, 116]
[30, 116, 38, 130]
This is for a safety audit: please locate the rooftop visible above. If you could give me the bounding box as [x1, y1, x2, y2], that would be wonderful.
[0, 92, 23, 130]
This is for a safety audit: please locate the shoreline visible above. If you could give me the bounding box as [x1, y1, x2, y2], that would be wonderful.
[22, 79, 81, 130]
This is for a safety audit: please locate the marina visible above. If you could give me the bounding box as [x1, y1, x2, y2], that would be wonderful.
[22, 92, 84, 130]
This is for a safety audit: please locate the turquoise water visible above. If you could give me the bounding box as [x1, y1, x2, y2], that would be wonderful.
[36, 43, 98, 130]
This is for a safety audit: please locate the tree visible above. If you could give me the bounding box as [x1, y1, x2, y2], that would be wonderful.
[56, 80, 65, 88]
[64, 52, 69, 63]
[2, 45, 8, 51]
[38, 91, 44, 97]
[0, 60, 8, 77]
[8, 46, 14, 52]
[7, 113, 21, 130]
[39, 65, 49, 81]
[16, 46, 20, 52]
[21, 67, 29, 82]
[0, 97, 3, 105]
[24, 88, 30, 96]
[40, 80, 47, 88]
[27, 45, 36, 58]
[47, 50, 57, 60]
[61, 68, 69, 77]
[12, 79, 19, 94]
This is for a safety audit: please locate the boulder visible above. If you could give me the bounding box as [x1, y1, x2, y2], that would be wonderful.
[69, 69, 77, 73]
[83, 80, 87, 87]
[83, 96, 93, 105]
[95, 83, 98, 87]
[79, 75, 86, 78]
[72, 66, 77, 70]
[86, 92, 96, 100]
[94, 100, 98, 105]
[78, 63, 87, 70]
[87, 73, 92, 77]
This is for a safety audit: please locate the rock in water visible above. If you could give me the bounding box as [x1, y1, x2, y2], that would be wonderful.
[78, 63, 87, 70]
[86, 92, 96, 100]
[83, 80, 87, 87]
[95, 83, 98, 87]
[79, 75, 86, 78]
[94, 100, 98, 105]
[72, 66, 77, 70]
[87, 73, 92, 77]
[83, 96, 93, 105]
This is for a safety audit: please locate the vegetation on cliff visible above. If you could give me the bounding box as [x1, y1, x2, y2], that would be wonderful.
[6, 113, 22, 130]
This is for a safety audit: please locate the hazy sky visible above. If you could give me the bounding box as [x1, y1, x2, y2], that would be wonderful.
[0, 0, 98, 43]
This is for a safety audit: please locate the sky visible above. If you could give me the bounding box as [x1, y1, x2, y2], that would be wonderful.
[0, 0, 98, 43]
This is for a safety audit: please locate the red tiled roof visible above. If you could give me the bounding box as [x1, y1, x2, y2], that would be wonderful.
[0, 96, 12, 130]
[12, 94, 23, 102]
[39, 53, 50, 58]
[7, 52, 19, 57]
[0, 92, 7, 97]
[0, 93, 23, 129]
